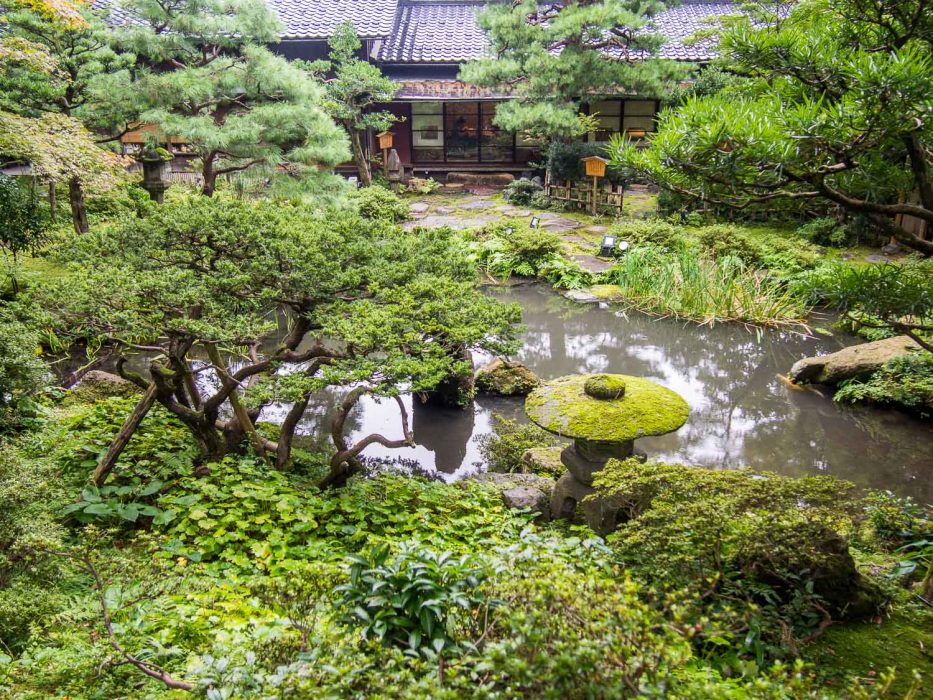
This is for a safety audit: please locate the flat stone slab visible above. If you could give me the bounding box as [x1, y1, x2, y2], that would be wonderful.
[409, 202, 430, 214]
[562, 289, 600, 304]
[569, 254, 615, 273]
[539, 217, 581, 232]
[436, 206, 455, 214]
[459, 199, 497, 210]
[586, 225, 609, 234]
[865, 255, 887, 263]
[561, 234, 589, 245]
[404, 214, 497, 231]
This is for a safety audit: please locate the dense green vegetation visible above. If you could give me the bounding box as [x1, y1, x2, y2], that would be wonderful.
[1, 0, 930, 696]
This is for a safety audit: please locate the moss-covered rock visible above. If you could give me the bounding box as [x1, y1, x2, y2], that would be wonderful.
[519, 446, 565, 478]
[584, 374, 626, 400]
[67, 370, 140, 404]
[525, 374, 689, 442]
[475, 359, 540, 396]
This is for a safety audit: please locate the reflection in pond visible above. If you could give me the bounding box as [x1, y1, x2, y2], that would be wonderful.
[262, 284, 932, 500]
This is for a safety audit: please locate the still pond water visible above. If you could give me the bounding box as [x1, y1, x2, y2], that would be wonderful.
[261, 284, 932, 501]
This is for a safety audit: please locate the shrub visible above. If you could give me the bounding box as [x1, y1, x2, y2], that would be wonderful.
[403, 177, 441, 195]
[477, 415, 558, 474]
[541, 141, 628, 185]
[349, 185, 410, 222]
[502, 178, 542, 205]
[337, 541, 490, 659]
[594, 459, 880, 662]
[797, 217, 850, 247]
[833, 352, 933, 414]
[0, 314, 48, 432]
[611, 219, 685, 248]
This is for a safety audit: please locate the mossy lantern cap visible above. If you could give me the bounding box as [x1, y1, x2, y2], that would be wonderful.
[525, 373, 689, 442]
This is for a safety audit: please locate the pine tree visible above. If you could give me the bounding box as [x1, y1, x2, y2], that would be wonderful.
[460, 0, 688, 139]
[110, 0, 348, 196]
[310, 22, 400, 187]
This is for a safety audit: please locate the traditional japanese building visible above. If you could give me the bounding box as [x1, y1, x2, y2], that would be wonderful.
[267, 0, 732, 175]
[108, 0, 735, 176]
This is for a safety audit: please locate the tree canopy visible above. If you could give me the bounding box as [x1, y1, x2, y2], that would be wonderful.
[460, 0, 688, 138]
[309, 22, 400, 186]
[40, 197, 520, 485]
[107, 0, 349, 195]
[612, 0, 933, 253]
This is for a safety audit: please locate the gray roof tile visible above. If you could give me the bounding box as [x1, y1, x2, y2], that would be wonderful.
[378, 1, 488, 63]
[377, 1, 740, 64]
[270, 0, 399, 39]
[96, 0, 400, 39]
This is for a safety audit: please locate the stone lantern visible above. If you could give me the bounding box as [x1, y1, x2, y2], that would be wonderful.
[140, 153, 171, 204]
[525, 373, 689, 533]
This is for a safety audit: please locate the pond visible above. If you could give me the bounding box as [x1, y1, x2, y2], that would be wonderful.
[262, 284, 933, 502]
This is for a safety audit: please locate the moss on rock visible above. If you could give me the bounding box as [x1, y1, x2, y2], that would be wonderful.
[584, 374, 627, 400]
[525, 374, 689, 442]
[475, 359, 540, 396]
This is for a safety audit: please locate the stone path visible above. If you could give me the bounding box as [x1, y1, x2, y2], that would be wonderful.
[569, 254, 615, 273]
[403, 214, 498, 231]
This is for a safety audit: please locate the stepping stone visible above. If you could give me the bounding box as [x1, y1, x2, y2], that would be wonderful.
[540, 217, 581, 232]
[436, 206, 455, 214]
[410, 202, 430, 214]
[506, 210, 532, 218]
[561, 234, 589, 245]
[404, 214, 498, 231]
[569, 254, 615, 273]
[865, 254, 887, 263]
[442, 183, 465, 192]
[586, 225, 609, 234]
[460, 199, 496, 210]
[562, 289, 600, 304]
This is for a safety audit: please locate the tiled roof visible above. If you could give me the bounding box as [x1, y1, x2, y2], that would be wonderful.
[270, 0, 399, 39]
[377, 1, 489, 63]
[95, 0, 400, 39]
[651, 2, 740, 61]
[377, 1, 739, 64]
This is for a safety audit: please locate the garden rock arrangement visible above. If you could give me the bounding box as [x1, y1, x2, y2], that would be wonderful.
[475, 359, 540, 396]
[789, 336, 923, 385]
[525, 373, 689, 533]
[465, 471, 555, 519]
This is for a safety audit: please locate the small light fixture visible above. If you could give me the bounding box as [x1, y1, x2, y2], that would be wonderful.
[617, 240, 630, 255]
[505, 226, 514, 235]
[376, 130, 395, 151]
[626, 128, 647, 139]
[530, 216, 541, 228]
[599, 235, 617, 257]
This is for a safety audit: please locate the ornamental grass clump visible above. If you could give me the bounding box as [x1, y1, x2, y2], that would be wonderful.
[610, 245, 811, 327]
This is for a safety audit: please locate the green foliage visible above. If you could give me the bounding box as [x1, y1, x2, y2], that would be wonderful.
[477, 414, 558, 474]
[834, 352, 933, 414]
[0, 174, 49, 268]
[611, 220, 821, 273]
[595, 459, 880, 663]
[474, 222, 592, 288]
[61, 480, 165, 524]
[460, 0, 688, 138]
[796, 261, 933, 351]
[307, 22, 400, 184]
[502, 177, 542, 205]
[609, 244, 811, 327]
[338, 541, 490, 659]
[540, 140, 628, 185]
[402, 177, 441, 195]
[614, 0, 933, 252]
[668, 64, 747, 104]
[797, 217, 851, 247]
[108, 0, 348, 195]
[0, 311, 47, 431]
[349, 185, 410, 222]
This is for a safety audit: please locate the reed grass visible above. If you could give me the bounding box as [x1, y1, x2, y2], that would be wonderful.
[609, 245, 811, 328]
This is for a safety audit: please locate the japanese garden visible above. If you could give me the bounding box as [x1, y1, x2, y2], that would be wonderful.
[1, 0, 931, 697]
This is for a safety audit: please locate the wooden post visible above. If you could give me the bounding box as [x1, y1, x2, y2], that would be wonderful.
[591, 175, 598, 215]
[93, 383, 158, 485]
